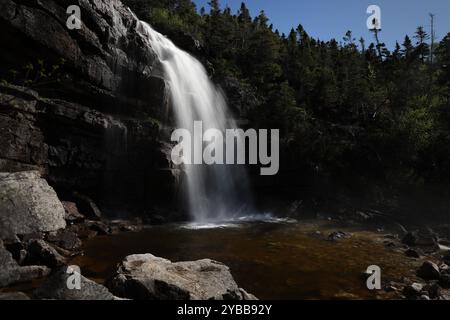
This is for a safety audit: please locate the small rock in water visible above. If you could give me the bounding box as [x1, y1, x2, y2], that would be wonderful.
[439, 274, 450, 288]
[443, 252, 450, 264]
[67, 224, 98, 239]
[424, 283, 442, 299]
[439, 263, 449, 274]
[384, 234, 399, 240]
[62, 201, 85, 223]
[384, 241, 396, 248]
[71, 192, 102, 220]
[405, 248, 421, 258]
[46, 229, 82, 251]
[403, 283, 424, 298]
[402, 232, 418, 246]
[328, 231, 351, 241]
[85, 221, 110, 235]
[417, 261, 441, 280]
[385, 285, 399, 292]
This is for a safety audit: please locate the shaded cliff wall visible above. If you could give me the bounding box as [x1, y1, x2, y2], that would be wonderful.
[0, 0, 183, 218]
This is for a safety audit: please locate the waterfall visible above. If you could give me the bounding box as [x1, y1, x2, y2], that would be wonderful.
[137, 21, 251, 223]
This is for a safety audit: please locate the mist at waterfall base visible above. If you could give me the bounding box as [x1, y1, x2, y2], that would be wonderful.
[137, 21, 280, 227]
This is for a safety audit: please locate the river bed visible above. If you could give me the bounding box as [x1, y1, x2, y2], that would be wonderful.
[71, 219, 420, 300]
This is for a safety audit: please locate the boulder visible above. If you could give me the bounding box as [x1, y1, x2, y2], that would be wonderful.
[402, 229, 439, 252]
[62, 202, 85, 223]
[107, 254, 257, 300]
[71, 193, 102, 220]
[67, 224, 98, 239]
[34, 266, 116, 300]
[25, 239, 66, 269]
[46, 230, 82, 251]
[85, 220, 110, 235]
[417, 261, 441, 280]
[0, 171, 66, 240]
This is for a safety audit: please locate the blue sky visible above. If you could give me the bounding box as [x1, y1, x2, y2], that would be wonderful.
[193, 0, 450, 49]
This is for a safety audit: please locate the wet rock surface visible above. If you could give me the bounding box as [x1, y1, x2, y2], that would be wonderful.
[106, 254, 258, 300]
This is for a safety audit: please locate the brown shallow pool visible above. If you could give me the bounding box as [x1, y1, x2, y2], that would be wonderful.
[71, 220, 419, 300]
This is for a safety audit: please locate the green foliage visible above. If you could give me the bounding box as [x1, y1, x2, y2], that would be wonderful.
[124, 0, 450, 188]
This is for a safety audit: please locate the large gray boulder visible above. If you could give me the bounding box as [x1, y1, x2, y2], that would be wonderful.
[0, 171, 66, 240]
[107, 254, 257, 300]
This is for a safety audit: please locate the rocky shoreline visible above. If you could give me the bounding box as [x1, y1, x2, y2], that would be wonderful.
[1, 171, 450, 300]
[0, 170, 257, 300]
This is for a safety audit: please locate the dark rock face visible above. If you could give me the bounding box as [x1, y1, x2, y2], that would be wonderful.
[46, 229, 82, 251]
[25, 239, 66, 269]
[107, 254, 257, 300]
[34, 266, 116, 300]
[0, 0, 183, 218]
[0, 171, 66, 240]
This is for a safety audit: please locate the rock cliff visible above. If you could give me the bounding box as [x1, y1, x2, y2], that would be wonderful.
[0, 0, 182, 218]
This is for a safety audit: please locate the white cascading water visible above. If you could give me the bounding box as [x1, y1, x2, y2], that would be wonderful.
[137, 21, 251, 223]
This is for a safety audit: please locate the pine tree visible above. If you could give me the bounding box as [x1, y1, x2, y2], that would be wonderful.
[414, 26, 430, 62]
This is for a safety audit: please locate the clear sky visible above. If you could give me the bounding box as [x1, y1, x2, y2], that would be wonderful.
[193, 0, 450, 49]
